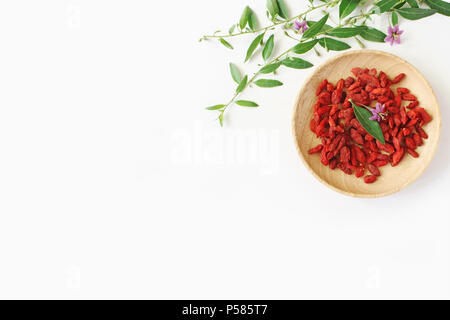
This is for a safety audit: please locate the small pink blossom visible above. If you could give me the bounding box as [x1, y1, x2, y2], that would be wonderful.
[369, 103, 386, 122]
[294, 20, 308, 33]
[384, 24, 404, 46]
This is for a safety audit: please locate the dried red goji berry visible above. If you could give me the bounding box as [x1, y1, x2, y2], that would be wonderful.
[417, 127, 428, 139]
[318, 91, 331, 105]
[405, 137, 417, 150]
[354, 147, 366, 163]
[340, 146, 351, 163]
[397, 87, 410, 94]
[367, 152, 378, 163]
[413, 133, 423, 146]
[367, 163, 381, 176]
[355, 166, 365, 178]
[344, 76, 355, 88]
[415, 107, 432, 123]
[393, 73, 405, 84]
[406, 148, 419, 158]
[402, 93, 417, 101]
[406, 101, 419, 109]
[308, 144, 323, 154]
[372, 160, 389, 167]
[392, 148, 405, 166]
[316, 79, 328, 96]
[364, 175, 377, 184]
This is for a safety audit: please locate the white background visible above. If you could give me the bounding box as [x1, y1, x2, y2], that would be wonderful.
[0, 0, 449, 299]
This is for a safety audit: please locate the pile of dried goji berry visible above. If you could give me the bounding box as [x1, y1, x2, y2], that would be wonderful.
[308, 67, 432, 184]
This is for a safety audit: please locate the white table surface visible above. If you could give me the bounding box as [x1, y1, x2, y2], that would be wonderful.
[0, 0, 449, 299]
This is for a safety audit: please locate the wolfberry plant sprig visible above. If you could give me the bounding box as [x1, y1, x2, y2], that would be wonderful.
[202, 0, 450, 126]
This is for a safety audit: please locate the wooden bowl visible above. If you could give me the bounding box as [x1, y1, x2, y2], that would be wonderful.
[292, 50, 441, 198]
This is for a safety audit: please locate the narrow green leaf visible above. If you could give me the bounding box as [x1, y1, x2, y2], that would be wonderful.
[219, 38, 233, 49]
[281, 57, 313, 69]
[229, 63, 241, 84]
[359, 27, 387, 42]
[206, 104, 225, 110]
[303, 14, 329, 39]
[391, 11, 399, 25]
[262, 34, 275, 61]
[245, 33, 265, 62]
[260, 62, 282, 74]
[326, 27, 364, 38]
[396, 7, 436, 19]
[218, 112, 224, 127]
[339, 0, 359, 19]
[266, 0, 279, 17]
[374, 0, 400, 13]
[239, 6, 251, 30]
[276, 0, 289, 19]
[306, 20, 333, 32]
[407, 0, 419, 7]
[318, 37, 351, 51]
[236, 100, 259, 107]
[350, 100, 385, 144]
[425, 0, 450, 16]
[254, 79, 283, 88]
[291, 39, 319, 54]
[236, 75, 248, 93]
[248, 10, 259, 31]
[394, 0, 407, 9]
[229, 25, 236, 35]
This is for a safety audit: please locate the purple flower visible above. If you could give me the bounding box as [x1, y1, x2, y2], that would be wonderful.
[384, 24, 404, 46]
[369, 103, 386, 122]
[294, 20, 308, 33]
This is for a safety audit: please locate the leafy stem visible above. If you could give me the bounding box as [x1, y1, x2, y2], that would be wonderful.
[201, 0, 338, 41]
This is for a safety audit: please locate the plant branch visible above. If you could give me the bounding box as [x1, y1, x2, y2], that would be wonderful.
[201, 1, 337, 40]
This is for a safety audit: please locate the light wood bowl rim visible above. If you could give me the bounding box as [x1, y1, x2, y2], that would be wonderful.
[292, 49, 442, 198]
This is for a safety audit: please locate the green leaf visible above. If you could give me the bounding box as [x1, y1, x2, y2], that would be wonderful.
[291, 39, 319, 54]
[281, 57, 313, 69]
[394, 0, 406, 9]
[254, 79, 283, 88]
[350, 100, 385, 144]
[266, 0, 279, 17]
[374, 0, 400, 13]
[407, 0, 419, 7]
[219, 38, 233, 49]
[359, 26, 387, 42]
[276, 0, 289, 19]
[303, 14, 329, 39]
[229, 63, 241, 84]
[239, 6, 251, 30]
[218, 112, 224, 127]
[236, 75, 248, 93]
[262, 34, 275, 61]
[248, 10, 259, 31]
[228, 25, 236, 35]
[206, 104, 225, 110]
[339, 0, 359, 19]
[396, 7, 436, 19]
[425, 0, 450, 16]
[236, 100, 259, 107]
[326, 27, 364, 38]
[245, 33, 265, 62]
[306, 20, 333, 32]
[391, 11, 399, 24]
[318, 37, 351, 51]
[260, 62, 282, 74]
